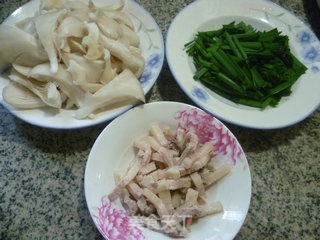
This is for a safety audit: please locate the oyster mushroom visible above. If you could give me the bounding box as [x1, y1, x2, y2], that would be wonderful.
[2, 83, 46, 109]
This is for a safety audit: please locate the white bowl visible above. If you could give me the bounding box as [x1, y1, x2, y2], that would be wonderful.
[85, 102, 251, 240]
[166, 0, 320, 129]
[0, 0, 164, 129]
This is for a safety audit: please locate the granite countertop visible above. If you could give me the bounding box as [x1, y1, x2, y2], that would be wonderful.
[0, 0, 319, 239]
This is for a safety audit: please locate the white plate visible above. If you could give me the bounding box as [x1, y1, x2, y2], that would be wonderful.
[85, 102, 251, 240]
[166, 0, 320, 129]
[0, 0, 164, 129]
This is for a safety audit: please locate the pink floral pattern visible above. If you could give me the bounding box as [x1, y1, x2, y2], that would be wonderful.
[93, 196, 145, 240]
[175, 109, 215, 144]
[175, 108, 243, 165]
[92, 108, 244, 240]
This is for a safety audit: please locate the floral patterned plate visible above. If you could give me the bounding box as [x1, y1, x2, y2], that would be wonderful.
[0, 0, 164, 129]
[166, 0, 320, 129]
[84, 102, 251, 240]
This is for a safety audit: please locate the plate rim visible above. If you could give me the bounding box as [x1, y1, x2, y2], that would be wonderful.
[0, 0, 165, 130]
[166, 0, 320, 130]
[84, 101, 252, 240]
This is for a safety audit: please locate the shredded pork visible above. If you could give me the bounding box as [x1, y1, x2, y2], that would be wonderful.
[109, 124, 231, 237]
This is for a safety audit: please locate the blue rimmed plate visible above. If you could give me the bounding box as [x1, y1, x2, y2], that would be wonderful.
[166, 0, 320, 129]
[0, 0, 164, 129]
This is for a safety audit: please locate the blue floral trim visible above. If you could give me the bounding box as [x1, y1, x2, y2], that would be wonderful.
[139, 53, 162, 86]
[311, 66, 319, 73]
[147, 53, 161, 68]
[139, 69, 152, 85]
[301, 46, 320, 64]
[192, 86, 209, 102]
[295, 30, 320, 73]
[295, 31, 316, 47]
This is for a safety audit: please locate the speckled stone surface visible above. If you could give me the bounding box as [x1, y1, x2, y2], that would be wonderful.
[0, 0, 319, 239]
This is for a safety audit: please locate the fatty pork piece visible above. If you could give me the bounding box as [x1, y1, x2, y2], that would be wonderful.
[150, 124, 169, 146]
[171, 191, 182, 208]
[151, 152, 166, 164]
[181, 157, 193, 169]
[176, 128, 186, 151]
[175, 202, 223, 219]
[181, 142, 214, 176]
[135, 214, 162, 232]
[158, 147, 175, 167]
[158, 190, 174, 213]
[202, 164, 231, 187]
[134, 139, 152, 166]
[137, 174, 155, 189]
[163, 127, 179, 151]
[120, 188, 138, 216]
[142, 189, 187, 237]
[139, 162, 156, 175]
[108, 160, 140, 201]
[175, 188, 223, 219]
[162, 125, 176, 140]
[127, 182, 143, 200]
[180, 131, 199, 160]
[152, 178, 191, 192]
[190, 172, 207, 204]
[143, 188, 168, 218]
[161, 215, 188, 238]
[153, 167, 181, 180]
[136, 196, 155, 215]
[185, 188, 199, 206]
